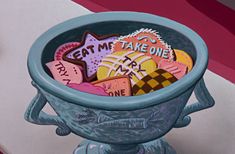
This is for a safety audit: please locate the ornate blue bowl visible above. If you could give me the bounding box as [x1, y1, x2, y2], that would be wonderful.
[25, 12, 215, 154]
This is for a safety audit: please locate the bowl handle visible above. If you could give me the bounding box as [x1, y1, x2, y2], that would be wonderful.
[24, 81, 71, 136]
[174, 78, 215, 128]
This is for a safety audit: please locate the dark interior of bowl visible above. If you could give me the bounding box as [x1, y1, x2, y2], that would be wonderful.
[42, 21, 196, 77]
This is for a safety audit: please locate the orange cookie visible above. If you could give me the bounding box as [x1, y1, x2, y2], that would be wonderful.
[112, 28, 175, 63]
[174, 49, 193, 72]
[92, 76, 132, 96]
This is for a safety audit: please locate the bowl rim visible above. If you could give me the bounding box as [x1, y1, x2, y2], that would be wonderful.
[28, 11, 208, 110]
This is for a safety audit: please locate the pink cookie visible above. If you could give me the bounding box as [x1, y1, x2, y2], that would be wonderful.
[54, 42, 80, 60]
[54, 42, 83, 70]
[67, 83, 109, 96]
[158, 59, 187, 79]
[46, 60, 83, 85]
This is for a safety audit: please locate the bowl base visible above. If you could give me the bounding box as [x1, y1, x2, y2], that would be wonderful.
[74, 138, 176, 154]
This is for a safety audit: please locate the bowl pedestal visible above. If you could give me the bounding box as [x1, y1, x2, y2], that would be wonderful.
[25, 78, 214, 154]
[74, 138, 176, 154]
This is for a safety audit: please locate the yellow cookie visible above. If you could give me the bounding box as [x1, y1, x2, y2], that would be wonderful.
[97, 51, 157, 86]
[174, 49, 193, 72]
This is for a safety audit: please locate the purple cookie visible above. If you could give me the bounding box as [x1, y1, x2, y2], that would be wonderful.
[67, 82, 109, 96]
[63, 32, 118, 81]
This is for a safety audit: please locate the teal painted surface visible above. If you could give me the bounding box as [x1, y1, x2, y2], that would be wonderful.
[24, 12, 215, 153]
[74, 139, 176, 154]
[41, 87, 192, 144]
[27, 11, 209, 111]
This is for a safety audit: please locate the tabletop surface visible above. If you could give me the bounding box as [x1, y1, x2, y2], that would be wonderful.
[0, 1, 234, 154]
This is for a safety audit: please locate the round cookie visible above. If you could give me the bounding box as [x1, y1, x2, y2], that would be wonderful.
[54, 42, 80, 60]
[97, 51, 157, 86]
[112, 28, 175, 63]
[132, 69, 178, 96]
[174, 49, 193, 72]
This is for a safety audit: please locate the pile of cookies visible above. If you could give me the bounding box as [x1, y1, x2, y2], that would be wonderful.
[46, 28, 193, 96]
